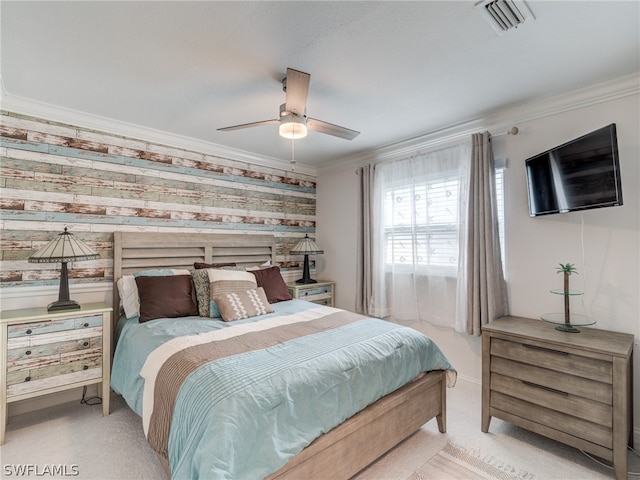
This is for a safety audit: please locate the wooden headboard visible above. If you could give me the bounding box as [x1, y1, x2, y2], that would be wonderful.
[112, 231, 277, 322]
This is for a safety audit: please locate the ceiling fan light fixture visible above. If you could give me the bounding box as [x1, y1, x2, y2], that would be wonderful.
[279, 114, 308, 139]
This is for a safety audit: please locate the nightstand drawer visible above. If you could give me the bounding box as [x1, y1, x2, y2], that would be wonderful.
[7, 314, 103, 338]
[7, 326, 103, 349]
[7, 336, 102, 362]
[309, 296, 332, 306]
[298, 285, 332, 297]
[7, 348, 103, 396]
[288, 281, 335, 307]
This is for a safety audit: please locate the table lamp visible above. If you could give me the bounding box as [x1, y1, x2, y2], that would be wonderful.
[291, 234, 324, 284]
[28, 228, 99, 312]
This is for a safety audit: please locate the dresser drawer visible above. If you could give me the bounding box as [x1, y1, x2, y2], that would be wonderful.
[491, 390, 612, 449]
[490, 356, 612, 404]
[490, 372, 612, 427]
[490, 337, 612, 383]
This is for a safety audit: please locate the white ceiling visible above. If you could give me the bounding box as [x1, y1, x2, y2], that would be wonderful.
[1, 1, 639, 169]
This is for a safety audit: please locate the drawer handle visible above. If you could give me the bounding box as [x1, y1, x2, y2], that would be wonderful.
[25, 376, 31, 382]
[522, 344, 569, 356]
[83, 341, 89, 347]
[25, 350, 32, 356]
[26, 329, 32, 335]
[83, 365, 89, 371]
[522, 380, 569, 396]
[83, 322, 89, 328]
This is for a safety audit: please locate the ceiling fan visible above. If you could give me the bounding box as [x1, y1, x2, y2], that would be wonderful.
[217, 68, 360, 141]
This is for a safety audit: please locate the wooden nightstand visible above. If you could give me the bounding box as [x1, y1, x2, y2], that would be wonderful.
[288, 280, 335, 307]
[482, 316, 634, 480]
[0, 302, 112, 445]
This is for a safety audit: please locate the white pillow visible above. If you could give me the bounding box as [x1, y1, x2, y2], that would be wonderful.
[246, 260, 273, 271]
[117, 275, 139, 319]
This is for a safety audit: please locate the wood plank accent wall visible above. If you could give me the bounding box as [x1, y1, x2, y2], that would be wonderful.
[0, 111, 317, 289]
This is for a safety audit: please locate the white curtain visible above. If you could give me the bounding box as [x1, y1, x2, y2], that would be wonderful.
[368, 140, 472, 328]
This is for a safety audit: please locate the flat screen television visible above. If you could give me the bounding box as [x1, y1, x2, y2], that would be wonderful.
[525, 124, 623, 217]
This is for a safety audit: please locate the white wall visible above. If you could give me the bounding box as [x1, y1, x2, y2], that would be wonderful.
[316, 83, 640, 434]
[499, 96, 639, 336]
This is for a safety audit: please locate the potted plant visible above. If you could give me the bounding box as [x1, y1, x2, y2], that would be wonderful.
[556, 263, 578, 328]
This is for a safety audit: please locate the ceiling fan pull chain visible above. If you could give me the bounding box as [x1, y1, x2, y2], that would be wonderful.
[291, 137, 296, 171]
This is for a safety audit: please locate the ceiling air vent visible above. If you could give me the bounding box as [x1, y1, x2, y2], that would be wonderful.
[476, 0, 535, 36]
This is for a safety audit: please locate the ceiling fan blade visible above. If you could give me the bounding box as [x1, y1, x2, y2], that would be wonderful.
[284, 68, 310, 116]
[217, 119, 279, 132]
[307, 117, 360, 140]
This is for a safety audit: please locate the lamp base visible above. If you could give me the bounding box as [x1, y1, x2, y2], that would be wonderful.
[47, 299, 81, 312]
[295, 278, 317, 284]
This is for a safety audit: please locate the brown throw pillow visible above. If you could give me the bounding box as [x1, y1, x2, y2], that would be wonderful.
[214, 287, 274, 322]
[249, 266, 292, 303]
[135, 275, 198, 323]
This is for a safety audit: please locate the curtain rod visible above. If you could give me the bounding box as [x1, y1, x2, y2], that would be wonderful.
[491, 126, 519, 138]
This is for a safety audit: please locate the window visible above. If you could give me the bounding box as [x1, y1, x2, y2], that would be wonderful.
[383, 167, 505, 273]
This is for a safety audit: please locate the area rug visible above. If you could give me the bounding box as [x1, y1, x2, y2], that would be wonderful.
[410, 441, 535, 480]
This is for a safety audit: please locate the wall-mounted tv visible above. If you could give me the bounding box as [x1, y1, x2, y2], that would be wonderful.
[525, 124, 623, 217]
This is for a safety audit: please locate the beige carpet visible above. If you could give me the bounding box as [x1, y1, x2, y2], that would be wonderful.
[410, 441, 534, 480]
[4, 379, 638, 479]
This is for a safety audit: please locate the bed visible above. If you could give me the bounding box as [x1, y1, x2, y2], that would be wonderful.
[110, 231, 456, 479]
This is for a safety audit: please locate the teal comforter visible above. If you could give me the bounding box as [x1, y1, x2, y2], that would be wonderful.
[111, 300, 455, 479]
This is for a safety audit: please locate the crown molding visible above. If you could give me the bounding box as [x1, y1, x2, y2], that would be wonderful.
[317, 73, 640, 176]
[0, 91, 317, 177]
[2, 73, 638, 179]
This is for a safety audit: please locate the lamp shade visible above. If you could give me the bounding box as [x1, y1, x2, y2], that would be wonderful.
[291, 235, 323, 256]
[291, 235, 323, 284]
[29, 228, 99, 264]
[28, 228, 99, 312]
[279, 114, 308, 140]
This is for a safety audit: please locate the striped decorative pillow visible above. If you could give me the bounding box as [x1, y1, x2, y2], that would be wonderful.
[214, 287, 274, 322]
[208, 269, 257, 318]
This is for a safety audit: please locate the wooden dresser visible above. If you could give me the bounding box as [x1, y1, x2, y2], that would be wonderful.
[482, 316, 634, 480]
[0, 302, 112, 445]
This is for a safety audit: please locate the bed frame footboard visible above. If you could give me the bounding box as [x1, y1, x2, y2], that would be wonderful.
[267, 370, 447, 480]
